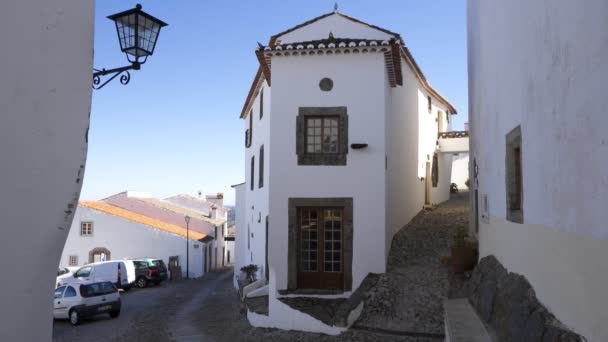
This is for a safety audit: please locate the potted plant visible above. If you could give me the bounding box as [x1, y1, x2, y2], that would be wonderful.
[451, 225, 476, 273]
[240, 264, 258, 283]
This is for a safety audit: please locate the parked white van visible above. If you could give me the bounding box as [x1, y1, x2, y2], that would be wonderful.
[58, 260, 136, 290]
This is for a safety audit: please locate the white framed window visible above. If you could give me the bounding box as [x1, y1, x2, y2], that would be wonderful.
[68, 255, 78, 266]
[80, 222, 93, 236]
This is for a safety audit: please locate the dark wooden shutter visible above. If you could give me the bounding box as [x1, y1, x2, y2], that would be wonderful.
[259, 145, 264, 188]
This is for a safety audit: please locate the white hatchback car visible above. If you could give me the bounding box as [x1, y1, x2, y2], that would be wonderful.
[53, 281, 121, 325]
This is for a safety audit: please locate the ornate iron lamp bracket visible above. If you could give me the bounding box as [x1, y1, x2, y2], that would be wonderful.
[92, 62, 141, 90]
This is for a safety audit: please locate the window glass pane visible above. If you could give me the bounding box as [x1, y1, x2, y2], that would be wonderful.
[54, 287, 65, 299]
[65, 286, 77, 297]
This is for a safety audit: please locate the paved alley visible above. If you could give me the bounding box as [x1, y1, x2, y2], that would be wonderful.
[355, 191, 469, 336]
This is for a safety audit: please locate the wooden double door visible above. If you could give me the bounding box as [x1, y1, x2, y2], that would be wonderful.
[297, 207, 344, 290]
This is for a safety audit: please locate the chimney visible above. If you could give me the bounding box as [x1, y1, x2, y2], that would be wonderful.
[210, 204, 218, 219]
[205, 192, 224, 207]
[464, 122, 469, 132]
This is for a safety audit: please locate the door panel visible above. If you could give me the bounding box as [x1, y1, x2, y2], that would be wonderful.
[297, 208, 344, 290]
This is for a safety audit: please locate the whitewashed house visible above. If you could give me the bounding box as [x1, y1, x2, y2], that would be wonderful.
[102, 191, 227, 271]
[468, 1, 608, 340]
[236, 9, 458, 333]
[60, 202, 207, 278]
[165, 193, 234, 266]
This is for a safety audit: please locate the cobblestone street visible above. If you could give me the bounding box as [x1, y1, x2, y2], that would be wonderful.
[356, 191, 469, 336]
[55, 193, 468, 342]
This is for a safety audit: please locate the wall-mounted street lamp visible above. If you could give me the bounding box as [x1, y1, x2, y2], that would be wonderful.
[184, 215, 191, 279]
[93, 4, 168, 90]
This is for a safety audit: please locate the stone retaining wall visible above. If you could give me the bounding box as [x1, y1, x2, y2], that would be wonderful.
[450, 255, 585, 342]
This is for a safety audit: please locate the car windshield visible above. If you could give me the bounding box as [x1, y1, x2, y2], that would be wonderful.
[74, 267, 91, 278]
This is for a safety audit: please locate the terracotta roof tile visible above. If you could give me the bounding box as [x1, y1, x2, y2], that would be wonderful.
[79, 201, 207, 241]
[136, 197, 226, 225]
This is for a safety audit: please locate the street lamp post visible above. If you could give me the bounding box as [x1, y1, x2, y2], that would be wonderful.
[184, 215, 190, 279]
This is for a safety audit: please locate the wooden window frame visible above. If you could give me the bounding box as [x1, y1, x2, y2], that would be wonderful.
[68, 255, 78, 266]
[259, 145, 264, 188]
[259, 89, 264, 119]
[80, 221, 93, 236]
[432, 153, 439, 187]
[250, 156, 255, 191]
[296, 107, 348, 166]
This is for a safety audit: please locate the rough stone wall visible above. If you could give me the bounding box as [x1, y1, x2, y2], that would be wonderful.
[451, 256, 585, 342]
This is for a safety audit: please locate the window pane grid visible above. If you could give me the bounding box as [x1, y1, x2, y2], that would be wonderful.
[323, 209, 342, 272]
[81, 222, 93, 236]
[306, 117, 339, 154]
[300, 209, 318, 272]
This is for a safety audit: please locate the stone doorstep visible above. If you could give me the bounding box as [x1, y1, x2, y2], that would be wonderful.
[277, 273, 381, 328]
[444, 298, 494, 342]
[245, 295, 269, 316]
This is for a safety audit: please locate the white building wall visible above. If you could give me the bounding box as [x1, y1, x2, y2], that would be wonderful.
[451, 154, 469, 190]
[268, 52, 388, 294]
[233, 183, 247, 287]
[385, 58, 423, 254]
[468, 1, 608, 340]
[0, 1, 94, 340]
[385, 57, 454, 255]
[60, 206, 205, 278]
[244, 81, 271, 281]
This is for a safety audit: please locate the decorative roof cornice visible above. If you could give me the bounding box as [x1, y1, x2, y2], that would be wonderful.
[239, 12, 457, 118]
[255, 38, 404, 90]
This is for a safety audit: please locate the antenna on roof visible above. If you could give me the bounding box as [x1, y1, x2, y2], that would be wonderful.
[334, 2, 339, 13]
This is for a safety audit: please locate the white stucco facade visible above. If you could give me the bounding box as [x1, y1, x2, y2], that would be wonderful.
[60, 205, 205, 278]
[468, 1, 608, 340]
[232, 183, 247, 288]
[0, 1, 94, 340]
[236, 11, 458, 333]
[450, 154, 469, 190]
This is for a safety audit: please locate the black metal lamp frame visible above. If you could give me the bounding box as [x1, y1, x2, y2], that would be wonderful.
[93, 4, 167, 90]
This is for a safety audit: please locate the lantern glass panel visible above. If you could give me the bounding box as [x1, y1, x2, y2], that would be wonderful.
[137, 16, 161, 55]
[114, 14, 137, 53]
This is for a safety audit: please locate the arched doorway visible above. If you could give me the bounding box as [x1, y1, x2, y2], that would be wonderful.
[88, 247, 111, 263]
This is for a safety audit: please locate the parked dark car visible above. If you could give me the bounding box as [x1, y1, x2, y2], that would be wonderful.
[131, 258, 168, 288]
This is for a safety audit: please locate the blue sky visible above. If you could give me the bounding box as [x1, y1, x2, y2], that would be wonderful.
[83, 0, 467, 205]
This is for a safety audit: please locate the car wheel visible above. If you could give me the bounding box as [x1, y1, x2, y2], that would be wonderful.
[69, 310, 80, 326]
[109, 309, 120, 318]
[136, 277, 148, 288]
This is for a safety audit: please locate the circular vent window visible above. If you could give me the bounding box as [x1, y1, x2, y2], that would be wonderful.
[319, 77, 334, 91]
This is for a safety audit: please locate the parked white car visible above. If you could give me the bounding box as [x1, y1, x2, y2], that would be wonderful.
[53, 281, 121, 325]
[57, 260, 136, 290]
[56, 267, 79, 287]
